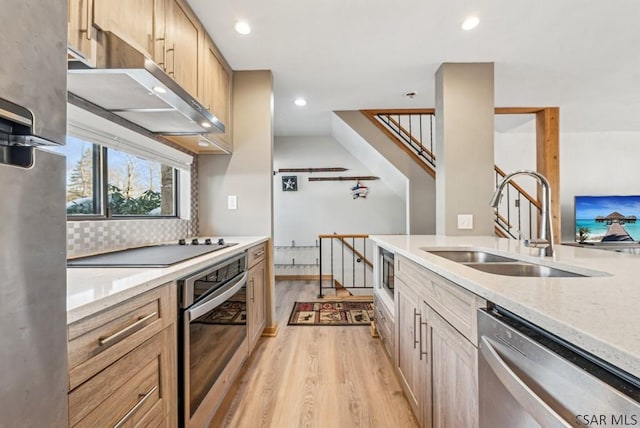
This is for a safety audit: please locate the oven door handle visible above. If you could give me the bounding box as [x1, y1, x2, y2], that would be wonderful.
[186, 271, 248, 322]
[479, 335, 571, 428]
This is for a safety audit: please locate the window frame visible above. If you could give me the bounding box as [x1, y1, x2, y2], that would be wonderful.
[65, 144, 180, 221]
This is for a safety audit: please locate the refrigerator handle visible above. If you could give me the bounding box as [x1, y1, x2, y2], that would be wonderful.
[479, 336, 571, 428]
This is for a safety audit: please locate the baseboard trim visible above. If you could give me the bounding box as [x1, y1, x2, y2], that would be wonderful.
[261, 324, 279, 337]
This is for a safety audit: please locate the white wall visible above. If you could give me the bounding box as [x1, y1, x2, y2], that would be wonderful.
[495, 123, 640, 242]
[199, 71, 274, 237]
[274, 136, 406, 246]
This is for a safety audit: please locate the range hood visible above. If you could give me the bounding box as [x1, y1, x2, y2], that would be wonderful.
[67, 31, 224, 136]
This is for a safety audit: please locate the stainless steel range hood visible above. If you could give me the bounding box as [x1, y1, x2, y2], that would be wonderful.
[67, 31, 224, 136]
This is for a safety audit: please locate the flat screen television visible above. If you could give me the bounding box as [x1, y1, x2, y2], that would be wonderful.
[575, 195, 640, 243]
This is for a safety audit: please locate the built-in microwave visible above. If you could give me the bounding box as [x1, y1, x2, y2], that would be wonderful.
[381, 249, 394, 299]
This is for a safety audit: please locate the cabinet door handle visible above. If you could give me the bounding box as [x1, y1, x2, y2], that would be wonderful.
[250, 278, 255, 302]
[98, 312, 157, 347]
[166, 44, 176, 76]
[113, 385, 158, 428]
[80, 0, 93, 40]
[419, 319, 428, 361]
[413, 308, 420, 349]
[155, 37, 166, 69]
[254, 249, 265, 258]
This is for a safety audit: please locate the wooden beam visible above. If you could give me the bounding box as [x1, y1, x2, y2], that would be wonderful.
[536, 108, 561, 244]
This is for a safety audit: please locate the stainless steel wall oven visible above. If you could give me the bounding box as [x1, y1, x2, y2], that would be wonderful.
[178, 252, 248, 427]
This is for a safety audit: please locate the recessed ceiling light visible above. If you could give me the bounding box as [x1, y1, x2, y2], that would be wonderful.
[201, 121, 212, 128]
[293, 98, 307, 107]
[235, 21, 251, 35]
[152, 86, 167, 94]
[198, 141, 210, 147]
[462, 16, 480, 31]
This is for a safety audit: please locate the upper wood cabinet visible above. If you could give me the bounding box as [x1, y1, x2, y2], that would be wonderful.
[68, 0, 97, 65]
[165, 0, 201, 98]
[92, 0, 156, 58]
[200, 35, 233, 148]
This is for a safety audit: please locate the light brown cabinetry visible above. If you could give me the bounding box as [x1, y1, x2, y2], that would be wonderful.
[165, 0, 201, 98]
[67, 284, 177, 427]
[395, 277, 427, 420]
[394, 255, 484, 427]
[199, 35, 233, 151]
[92, 0, 156, 57]
[373, 293, 394, 358]
[425, 304, 478, 428]
[247, 243, 267, 351]
[67, 0, 234, 153]
[68, 0, 97, 65]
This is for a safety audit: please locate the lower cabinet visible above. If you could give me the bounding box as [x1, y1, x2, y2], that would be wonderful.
[247, 243, 267, 352]
[67, 283, 177, 427]
[425, 304, 478, 428]
[395, 278, 427, 420]
[394, 255, 483, 428]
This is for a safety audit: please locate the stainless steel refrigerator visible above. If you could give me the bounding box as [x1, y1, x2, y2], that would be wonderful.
[0, 1, 68, 426]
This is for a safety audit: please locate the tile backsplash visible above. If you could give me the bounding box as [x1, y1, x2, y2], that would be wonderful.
[67, 218, 191, 258]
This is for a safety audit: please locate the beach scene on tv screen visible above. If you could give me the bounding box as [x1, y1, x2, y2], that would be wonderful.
[575, 195, 640, 242]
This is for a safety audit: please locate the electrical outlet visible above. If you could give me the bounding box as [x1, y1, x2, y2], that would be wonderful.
[457, 214, 473, 230]
[227, 195, 237, 210]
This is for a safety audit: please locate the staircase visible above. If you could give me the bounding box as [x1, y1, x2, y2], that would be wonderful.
[361, 109, 542, 240]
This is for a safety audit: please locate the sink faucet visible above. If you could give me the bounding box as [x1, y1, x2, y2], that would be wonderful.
[490, 170, 554, 257]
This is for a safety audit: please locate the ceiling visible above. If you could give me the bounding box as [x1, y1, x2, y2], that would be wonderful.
[187, 0, 640, 137]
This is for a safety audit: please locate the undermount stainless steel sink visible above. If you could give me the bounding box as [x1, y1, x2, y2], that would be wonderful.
[427, 250, 516, 264]
[425, 249, 589, 278]
[464, 262, 586, 278]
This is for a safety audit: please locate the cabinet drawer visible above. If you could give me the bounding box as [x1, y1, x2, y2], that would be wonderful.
[396, 255, 485, 345]
[373, 295, 394, 357]
[68, 284, 176, 390]
[248, 242, 267, 268]
[69, 329, 171, 427]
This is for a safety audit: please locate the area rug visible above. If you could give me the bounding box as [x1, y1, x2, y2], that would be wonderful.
[288, 301, 374, 326]
[194, 300, 246, 325]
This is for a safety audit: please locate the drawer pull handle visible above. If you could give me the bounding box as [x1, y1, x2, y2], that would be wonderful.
[253, 249, 265, 258]
[99, 312, 157, 347]
[113, 385, 158, 428]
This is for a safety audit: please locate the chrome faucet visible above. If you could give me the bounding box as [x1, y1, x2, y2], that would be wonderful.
[490, 170, 554, 257]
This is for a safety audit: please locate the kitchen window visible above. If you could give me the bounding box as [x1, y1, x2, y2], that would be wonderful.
[56, 137, 177, 217]
[57, 103, 194, 219]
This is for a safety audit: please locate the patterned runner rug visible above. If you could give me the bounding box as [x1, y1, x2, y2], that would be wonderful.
[288, 300, 374, 326]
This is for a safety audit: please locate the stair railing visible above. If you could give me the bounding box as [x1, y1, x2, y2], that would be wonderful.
[318, 234, 373, 298]
[493, 166, 542, 240]
[362, 108, 544, 241]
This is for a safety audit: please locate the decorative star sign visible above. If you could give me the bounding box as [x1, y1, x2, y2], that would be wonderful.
[351, 181, 369, 199]
[282, 175, 297, 191]
[284, 178, 295, 190]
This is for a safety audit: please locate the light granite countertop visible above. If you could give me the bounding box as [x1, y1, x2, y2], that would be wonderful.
[369, 234, 640, 380]
[67, 236, 268, 324]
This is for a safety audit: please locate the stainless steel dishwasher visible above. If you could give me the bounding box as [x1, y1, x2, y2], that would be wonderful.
[478, 307, 640, 427]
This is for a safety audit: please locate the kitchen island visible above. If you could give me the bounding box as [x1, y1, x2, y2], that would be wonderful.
[370, 234, 640, 380]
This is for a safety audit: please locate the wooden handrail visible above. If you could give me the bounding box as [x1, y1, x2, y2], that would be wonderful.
[385, 115, 436, 161]
[494, 165, 542, 210]
[361, 110, 435, 177]
[318, 234, 369, 239]
[318, 234, 373, 269]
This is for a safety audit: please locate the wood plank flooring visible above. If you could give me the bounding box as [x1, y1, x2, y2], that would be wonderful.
[209, 280, 418, 428]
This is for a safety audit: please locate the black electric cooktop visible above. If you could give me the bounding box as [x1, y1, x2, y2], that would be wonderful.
[67, 241, 238, 268]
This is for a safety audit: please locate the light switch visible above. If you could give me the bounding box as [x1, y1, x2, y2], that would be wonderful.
[227, 195, 237, 210]
[457, 214, 473, 230]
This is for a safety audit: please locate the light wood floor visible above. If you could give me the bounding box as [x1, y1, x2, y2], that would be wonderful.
[209, 280, 418, 428]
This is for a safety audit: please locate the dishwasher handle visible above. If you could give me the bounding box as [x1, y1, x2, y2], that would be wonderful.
[479, 336, 571, 428]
